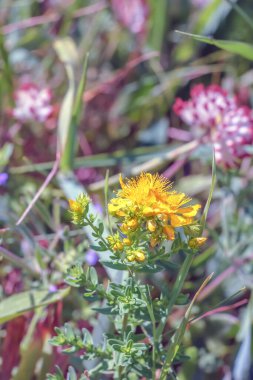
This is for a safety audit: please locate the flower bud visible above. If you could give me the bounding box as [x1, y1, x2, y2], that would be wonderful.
[189, 237, 207, 249]
[113, 242, 124, 251]
[147, 220, 157, 233]
[126, 218, 138, 230]
[127, 254, 135, 262]
[150, 237, 158, 248]
[120, 223, 129, 233]
[134, 250, 146, 262]
[123, 238, 132, 246]
[68, 194, 90, 225]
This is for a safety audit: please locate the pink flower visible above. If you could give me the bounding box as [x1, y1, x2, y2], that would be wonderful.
[12, 83, 53, 123]
[111, 0, 149, 35]
[173, 84, 253, 168]
[173, 84, 237, 130]
[191, 0, 212, 8]
[214, 106, 253, 168]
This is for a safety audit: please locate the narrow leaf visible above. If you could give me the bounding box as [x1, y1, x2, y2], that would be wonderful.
[176, 30, 253, 61]
[0, 288, 70, 324]
[200, 151, 216, 232]
[160, 273, 213, 379]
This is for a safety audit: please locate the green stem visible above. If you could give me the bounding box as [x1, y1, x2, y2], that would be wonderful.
[0, 246, 41, 278]
[84, 216, 110, 250]
[156, 252, 195, 338]
[151, 323, 157, 380]
[0, 32, 14, 105]
[117, 313, 129, 379]
[224, 0, 253, 33]
[122, 313, 129, 335]
[142, 286, 157, 380]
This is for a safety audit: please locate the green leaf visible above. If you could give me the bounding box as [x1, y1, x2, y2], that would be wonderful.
[90, 244, 107, 252]
[89, 267, 98, 286]
[72, 53, 89, 124]
[0, 143, 13, 167]
[54, 37, 79, 65]
[0, 32, 14, 104]
[92, 307, 117, 315]
[54, 38, 78, 169]
[61, 54, 89, 171]
[176, 30, 253, 61]
[200, 151, 216, 232]
[135, 264, 164, 273]
[47, 366, 65, 380]
[0, 287, 70, 323]
[149, 0, 168, 51]
[67, 366, 77, 380]
[100, 261, 128, 270]
[57, 64, 75, 162]
[193, 0, 223, 34]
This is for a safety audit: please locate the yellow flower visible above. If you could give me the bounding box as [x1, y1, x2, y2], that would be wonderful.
[108, 172, 201, 242]
[134, 250, 146, 262]
[68, 194, 90, 225]
[189, 237, 207, 249]
[123, 238, 132, 246]
[126, 249, 146, 263]
[107, 233, 124, 251]
[147, 220, 157, 233]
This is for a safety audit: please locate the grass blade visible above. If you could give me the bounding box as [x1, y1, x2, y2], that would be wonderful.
[176, 30, 253, 61]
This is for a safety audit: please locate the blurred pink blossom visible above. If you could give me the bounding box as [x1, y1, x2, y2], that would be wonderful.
[214, 106, 253, 167]
[191, 0, 212, 8]
[173, 84, 237, 130]
[173, 84, 253, 168]
[111, 0, 149, 36]
[12, 83, 53, 123]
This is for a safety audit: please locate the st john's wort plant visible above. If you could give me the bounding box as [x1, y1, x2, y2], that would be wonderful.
[48, 172, 210, 380]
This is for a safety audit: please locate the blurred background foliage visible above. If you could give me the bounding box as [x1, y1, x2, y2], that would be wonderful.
[1, 0, 253, 379]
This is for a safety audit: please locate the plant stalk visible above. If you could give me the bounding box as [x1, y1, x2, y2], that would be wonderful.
[157, 252, 195, 338]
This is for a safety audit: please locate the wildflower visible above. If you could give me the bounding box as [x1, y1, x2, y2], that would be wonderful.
[173, 84, 253, 168]
[126, 249, 146, 263]
[109, 173, 201, 243]
[68, 194, 90, 225]
[147, 220, 157, 232]
[173, 84, 236, 130]
[107, 233, 124, 251]
[12, 83, 53, 123]
[214, 106, 253, 168]
[189, 237, 207, 249]
[123, 238, 132, 246]
[111, 0, 149, 35]
[0, 172, 8, 186]
[85, 250, 99, 266]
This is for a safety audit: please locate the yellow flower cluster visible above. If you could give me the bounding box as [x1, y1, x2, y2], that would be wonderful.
[108, 173, 201, 248]
[68, 194, 90, 225]
[107, 233, 145, 263]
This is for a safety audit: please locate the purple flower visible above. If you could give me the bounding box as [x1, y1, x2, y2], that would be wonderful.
[85, 249, 99, 266]
[49, 284, 57, 293]
[93, 202, 103, 215]
[0, 173, 8, 186]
